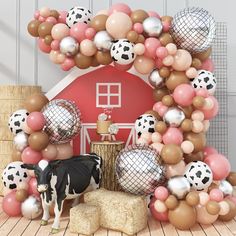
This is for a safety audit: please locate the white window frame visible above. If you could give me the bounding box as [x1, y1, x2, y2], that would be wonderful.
[96, 83, 121, 108]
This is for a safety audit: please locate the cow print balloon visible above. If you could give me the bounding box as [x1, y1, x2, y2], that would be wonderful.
[184, 161, 213, 191]
[110, 39, 136, 65]
[66, 6, 92, 28]
[8, 109, 29, 135]
[2, 161, 30, 190]
[135, 114, 157, 136]
[191, 70, 217, 95]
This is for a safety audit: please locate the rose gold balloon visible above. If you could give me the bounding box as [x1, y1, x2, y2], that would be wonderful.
[181, 119, 193, 132]
[172, 49, 192, 71]
[24, 93, 49, 112]
[127, 30, 139, 43]
[191, 58, 202, 69]
[165, 160, 185, 178]
[50, 10, 59, 19]
[42, 144, 58, 160]
[80, 39, 97, 56]
[181, 106, 194, 119]
[196, 205, 218, 224]
[55, 143, 73, 160]
[155, 121, 167, 134]
[134, 56, 155, 74]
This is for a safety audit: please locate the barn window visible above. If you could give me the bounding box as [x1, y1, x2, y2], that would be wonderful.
[96, 83, 121, 108]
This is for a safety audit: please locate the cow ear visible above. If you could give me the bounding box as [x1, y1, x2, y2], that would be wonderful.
[50, 160, 61, 169]
[22, 164, 36, 170]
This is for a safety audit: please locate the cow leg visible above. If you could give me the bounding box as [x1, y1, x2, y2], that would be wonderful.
[41, 200, 50, 226]
[51, 199, 64, 234]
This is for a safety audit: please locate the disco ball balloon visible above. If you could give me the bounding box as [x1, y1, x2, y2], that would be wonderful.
[42, 99, 81, 144]
[170, 7, 216, 53]
[115, 144, 166, 195]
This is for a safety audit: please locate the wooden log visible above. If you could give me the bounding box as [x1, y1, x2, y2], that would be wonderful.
[90, 141, 125, 191]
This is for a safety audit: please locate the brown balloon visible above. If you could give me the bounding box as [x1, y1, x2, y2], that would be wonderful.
[136, 34, 145, 43]
[127, 30, 139, 43]
[162, 95, 174, 107]
[193, 48, 212, 61]
[90, 14, 108, 31]
[184, 132, 206, 153]
[159, 67, 171, 78]
[74, 53, 93, 69]
[184, 151, 204, 164]
[95, 51, 113, 65]
[44, 35, 53, 45]
[161, 16, 173, 23]
[155, 121, 167, 134]
[226, 172, 236, 186]
[168, 201, 197, 230]
[206, 201, 220, 215]
[28, 132, 49, 151]
[159, 33, 174, 46]
[181, 105, 193, 119]
[186, 192, 200, 206]
[181, 119, 193, 132]
[144, 110, 161, 120]
[24, 93, 49, 112]
[193, 96, 205, 109]
[27, 20, 41, 37]
[218, 200, 236, 221]
[131, 9, 149, 23]
[191, 58, 202, 69]
[166, 71, 189, 91]
[153, 87, 169, 102]
[11, 148, 22, 162]
[15, 189, 28, 202]
[38, 22, 53, 38]
[165, 195, 179, 210]
[161, 144, 183, 165]
[50, 10, 59, 19]
[91, 56, 100, 67]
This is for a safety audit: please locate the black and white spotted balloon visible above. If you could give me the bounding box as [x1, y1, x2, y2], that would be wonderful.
[135, 114, 157, 136]
[66, 6, 92, 28]
[8, 109, 29, 135]
[191, 70, 217, 95]
[110, 39, 136, 65]
[2, 161, 30, 190]
[184, 161, 213, 191]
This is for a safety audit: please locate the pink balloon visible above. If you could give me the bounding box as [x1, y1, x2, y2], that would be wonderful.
[144, 38, 161, 58]
[22, 147, 42, 164]
[2, 191, 22, 216]
[70, 22, 88, 42]
[34, 10, 40, 20]
[153, 102, 163, 112]
[162, 21, 171, 32]
[199, 96, 219, 120]
[201, 58, 215, 72]
[133, 23, 143, 34]
[148, 11, 161, 19]
[26, 112, 46, 131]
[162, 127, 183, 145]
[108, 3, 131, 15]
[150, 197, 169, 221]
[38, 38, 51, 53]
[58, 11, 68, 23]
[209, 189, 224, 202]
[28, 178, 40, 196]
[204, 153, 231, 180]
[61, 58, 75, 71]
[155, 186, 169, 201]
[46, 16, 57, 25]
[51, 39, 60, 50]
[38, 16, 46, 22]
[173, 84, 195, 106]
[196, 88, 209, 98]
[114, 62, 132, 71]
[51, 23, 70, 40]
[158, 105, 168, 117]
[155, 58, 164, 69]
[172, 49, 192, 71]
[156, 46, 168, 59]
[203, 146, 218, 158]
[85, 27, 96, 40]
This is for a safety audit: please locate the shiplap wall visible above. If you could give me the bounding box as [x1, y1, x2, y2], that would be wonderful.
[0, 0, 236, 167]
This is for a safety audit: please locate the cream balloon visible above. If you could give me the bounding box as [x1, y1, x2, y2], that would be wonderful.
[172, 49, 192, 71]
[80, 39, 97, 56]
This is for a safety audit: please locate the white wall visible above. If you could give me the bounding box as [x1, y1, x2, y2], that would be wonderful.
[0, 0, 236, 167]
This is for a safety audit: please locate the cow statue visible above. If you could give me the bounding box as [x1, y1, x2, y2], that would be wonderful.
[23, 153, 102, 234]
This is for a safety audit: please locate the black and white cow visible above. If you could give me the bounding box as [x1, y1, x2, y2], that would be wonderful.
[23, 153, 102, 234]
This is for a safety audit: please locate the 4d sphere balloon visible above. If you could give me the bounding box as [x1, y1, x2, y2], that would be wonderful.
[8, 109, 29, 135]
[148, 69, 164, 88]
[219, 180, 233, 196]
[163, 107, 185, 127]
[2, 161, 30, 190]
[191, 70, 217, 95]
[21, 196, 42, 219]
[94, 31, 113, 51]
[60, 36, 79, 56]
[143, 17, 163, 37]
[66, 6, 92, 28]
[135, 114, 157, 136]
[110, 39, 136, 65]
[184, 161, 213, 190]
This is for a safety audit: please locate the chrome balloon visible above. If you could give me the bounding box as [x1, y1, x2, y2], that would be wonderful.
[143, 17, 163, 37]
[170, 7, 216, 53]
[94, 31, 113, 51]
[115, 144, 166, 195]
[148, 69, 164, 88]
[219, 180, 233, 196]
[163, 107, 185, 127]
[167, 176, 190, 199]
[21, 196, 42, 219]
[13, 132, 28, 151]
[60, 36, 79, 57]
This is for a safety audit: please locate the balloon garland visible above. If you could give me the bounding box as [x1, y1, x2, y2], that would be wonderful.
[1, 2, 236, 231]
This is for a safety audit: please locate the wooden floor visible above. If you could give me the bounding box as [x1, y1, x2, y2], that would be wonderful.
[0, 198, 236, 236]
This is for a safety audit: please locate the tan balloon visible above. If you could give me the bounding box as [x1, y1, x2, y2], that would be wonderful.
[131, 9, 149, 23]
[155, 121, 167, 134]
[27, 20, 41, 37]
[206, 201, 220, 215]
[226, 172, 236, 186]
[166, 71, 189, 91]
[24, 93, 49, 112]
[28, 132, 49, 151]
[196, 205, 218, 224]
[186, 192, 200, 206]
[168, 201, 197, 230]
[159, 33, 174, 46]
[193, 48, 212, 61]
[38, 22, 53, 38]
[165, 195, 179, 210]
[184, 132, 206, 153]
[218, 200, 236, 221]
[90, 14, 108, 31]
[15, 189, 28, 202]
[11, 148, 22, 162]
[74, 53, 93, 69]
[184, 151, 204, 164]
[161, 144, 183, 165]
[153, 87, 169, 102]
[95, 51, 113, 65]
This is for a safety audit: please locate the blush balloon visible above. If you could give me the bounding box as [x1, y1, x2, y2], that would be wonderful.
[162, 127, 183, 145]
[172, 49, 192, 71]
[209, 189, 224, 202]
[38, 38, 51, 53]
[200, 96, 219, 120]
[21, 147, 42, 164]
[85, 27, 96, 40]
[46, 16, 57, 25]
[108, 3, 131, 15]
[70, 22, 88, 42]
[173, 84, 195, 106]
[165, 160, 186, 178]
[55, 143, 73, 160]
[155, 186, 169, 201]
[203, 146, 218, 158]
[144, 38, 161, 58]
[28, 178, 40, 196]
[133, 23, 143, 34]
[133, 56, 155, 74]
[26, 112, 46, 131]
[51, 23, 70, 40]
[51, 39, 60, 50]
[42, 144, 58, 160]
[61, 58, 75, 71]
[2, 191, 22, 216]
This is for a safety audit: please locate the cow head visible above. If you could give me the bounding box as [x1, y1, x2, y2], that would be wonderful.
[23, 160, 61, 193]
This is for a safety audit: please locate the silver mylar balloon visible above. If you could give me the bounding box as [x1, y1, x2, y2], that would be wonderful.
[60, 36, 79, 57]
[219, 180, 233, 196]
[163, 107, 185, 127]
[42, 99, 81, 144]
[94, 31, 113, 51]
[115, 144, 166, 195]
[148, 69, 164, 88]
[21, 196, 42, 219]
[143, 17, 163, 37]
[13, 132, 28, 151]
[167, 176, 190, 199]
[170, 7, 216, 53]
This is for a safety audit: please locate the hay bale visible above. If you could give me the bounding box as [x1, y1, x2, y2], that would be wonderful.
[70, 203, 100, 235]
[84, 189, 148, 235]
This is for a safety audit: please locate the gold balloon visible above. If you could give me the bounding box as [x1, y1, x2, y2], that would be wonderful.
[38, 22, 53, 38]
[90, 14, 108, 31]
[226, 172, 236, 186]
[50, 10, 59, 19]
[15, 189, 28, 202]
[24, 93, 49, 112]
[131, 10, 149, 23]
[159, 67, 171, 78]
[136, 34, 145, 43]
[74, 53, 93, 69]
[193, 48, 212, 61]
[184, 151, 204, 164]
[161, 144, 183, 165]
[184, 132, 206, 153]
[127, 30, 139, 43]
[95, 51, 113, 65]
[162, 95, 174, 107]
[155, 121, 167, 134]
[165, 195, 179, 210]
[186, 192, 200, 206]
[27, 20, 41, 37]
[159, 33, 173, 46]
[28, 132, 50, 151]
[193, 96, 205, 109]
[153, 87, 169, 101]
[191, 58, 202, 69]
[218, 200, 236, 221]
[206, 201, 220, 215]
[166, 71, 189, 91]
[181, 119, 193, 132]
[44, 35, 53, 45]
[181, 105, 194, 119]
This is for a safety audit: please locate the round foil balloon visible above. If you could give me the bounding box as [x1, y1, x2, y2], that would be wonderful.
[21, 196, 42, 219]
[60, 36, 79, 56]
[115, 144, 166, 195]
[148, 69, 164, 88]
[170, 7, 216, 53]
[163, 107, 185, 127]
[42, 99, 81, 144]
